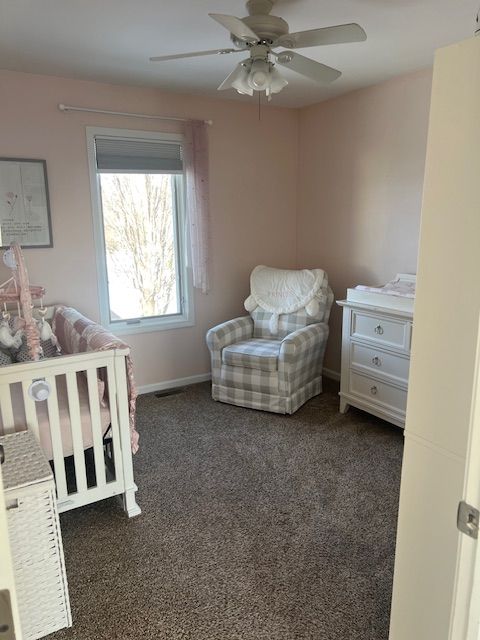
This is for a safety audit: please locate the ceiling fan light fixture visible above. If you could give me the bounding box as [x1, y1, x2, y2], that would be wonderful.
[269, 66, 288, 94]
[247, 59, 271, 91]
[232, 63, 254, 95]
[218, 61, 253, 95]
[233, 78, 254, 95]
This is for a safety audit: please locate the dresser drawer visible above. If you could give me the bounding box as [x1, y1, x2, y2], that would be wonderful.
[349, 372, 407, 415]
[350, 343, 410, 385]
[350, 311, 410, 351]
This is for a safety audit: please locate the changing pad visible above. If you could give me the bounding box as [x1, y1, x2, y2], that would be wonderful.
[345, 273, 416, 313]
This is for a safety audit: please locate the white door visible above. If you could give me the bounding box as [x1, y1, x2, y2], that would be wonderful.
[389, 35, 480, 639]
[450, 319, 480, 639]
[466, 519, 480, 640]
[0, 454, 21, 639]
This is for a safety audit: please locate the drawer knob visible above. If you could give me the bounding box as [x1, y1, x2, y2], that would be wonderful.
[374, 325, 384, 335]
[372, 356, 382, 367]
[370, 385, 378, 395]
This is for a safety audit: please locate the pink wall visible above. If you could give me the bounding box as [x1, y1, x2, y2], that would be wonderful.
[297, 69, 433, 374]
[0, 70, 298, 387]
[0, 67, 434, 387]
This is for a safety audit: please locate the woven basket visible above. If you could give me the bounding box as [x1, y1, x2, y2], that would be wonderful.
[1, 431, 71, 639]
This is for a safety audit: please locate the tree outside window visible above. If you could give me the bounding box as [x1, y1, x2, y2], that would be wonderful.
[99, 173, 179, 322]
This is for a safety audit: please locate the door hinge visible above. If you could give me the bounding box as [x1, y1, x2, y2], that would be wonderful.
[457, 501, 479, 539]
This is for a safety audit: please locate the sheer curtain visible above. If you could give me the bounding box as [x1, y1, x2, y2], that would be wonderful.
[183, 120, 210, 294]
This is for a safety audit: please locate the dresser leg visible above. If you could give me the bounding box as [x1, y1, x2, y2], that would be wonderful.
[339, 398, 350, 414]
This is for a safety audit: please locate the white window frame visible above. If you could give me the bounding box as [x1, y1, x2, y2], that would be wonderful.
[86, 126, 194, 335]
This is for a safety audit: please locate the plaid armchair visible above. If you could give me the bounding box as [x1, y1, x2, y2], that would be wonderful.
[206, 270, 333, 414]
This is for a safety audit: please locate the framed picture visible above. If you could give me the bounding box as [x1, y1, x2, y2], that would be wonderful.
[0, 158, 53, 248]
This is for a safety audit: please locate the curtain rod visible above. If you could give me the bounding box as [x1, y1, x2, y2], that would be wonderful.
[58, 103, 213, 125]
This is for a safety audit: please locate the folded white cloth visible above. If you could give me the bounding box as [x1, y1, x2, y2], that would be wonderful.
[355, 277, 416, 299]
[244, 265, 326, 334]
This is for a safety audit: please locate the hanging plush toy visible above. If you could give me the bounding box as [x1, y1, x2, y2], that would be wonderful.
[0, 309, 23, 350]
[0, 243, 45, 361]
[36, 304, 60, 352]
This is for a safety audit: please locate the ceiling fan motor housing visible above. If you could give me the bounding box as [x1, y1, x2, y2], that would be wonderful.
[241, 13, 289, 43]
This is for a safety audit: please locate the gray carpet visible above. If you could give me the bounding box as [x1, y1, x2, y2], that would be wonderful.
[50, 380, 403, 640]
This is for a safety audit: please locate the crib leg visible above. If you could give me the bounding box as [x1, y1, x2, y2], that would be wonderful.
[119, 484, 141, 518]
[113, 352, 142, 518]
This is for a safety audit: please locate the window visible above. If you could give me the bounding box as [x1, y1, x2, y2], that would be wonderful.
[87, 128, 193, 334]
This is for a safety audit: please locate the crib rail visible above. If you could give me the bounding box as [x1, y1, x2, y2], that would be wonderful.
[0, 348, 134, 514]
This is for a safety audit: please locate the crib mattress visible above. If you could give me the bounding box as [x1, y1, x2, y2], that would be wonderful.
[1, 374, 111, 461]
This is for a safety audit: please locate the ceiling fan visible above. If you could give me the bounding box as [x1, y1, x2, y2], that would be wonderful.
[150, 0, 367, 99]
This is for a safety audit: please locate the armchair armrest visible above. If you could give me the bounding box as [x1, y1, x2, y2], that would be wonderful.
[278, 323, 330, 395]
[206, 316, 254, 352]
[279, 323, 329, 364]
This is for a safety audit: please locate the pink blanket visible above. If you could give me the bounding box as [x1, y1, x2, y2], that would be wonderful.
[53, 306, 139, 453]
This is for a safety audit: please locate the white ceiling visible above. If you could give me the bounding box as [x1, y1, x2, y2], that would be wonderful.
[0, 0, 478, 108]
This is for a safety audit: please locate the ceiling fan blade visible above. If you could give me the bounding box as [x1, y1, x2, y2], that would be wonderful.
[150, 48, 244, 62]
[275, 51, 341, 84]
[208, 13, 259, 42]
[274, 23, 367, 49]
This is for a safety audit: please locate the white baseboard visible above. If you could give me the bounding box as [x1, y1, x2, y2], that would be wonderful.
[138, 373, 211, 395]
[138, 369, 338, 395]
[323, 367, 341, 382]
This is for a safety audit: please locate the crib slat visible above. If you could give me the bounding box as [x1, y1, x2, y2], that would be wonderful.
[106, 362, 124, 480]
[45, 375, 69, 501]
[65, 371, 88, 494]
[86, 367, 107, 488]
[21, 380, 40, 443]
[0, 384, 15, 435]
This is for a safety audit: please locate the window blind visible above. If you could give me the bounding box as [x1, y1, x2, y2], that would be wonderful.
[95, 137, 183, 173]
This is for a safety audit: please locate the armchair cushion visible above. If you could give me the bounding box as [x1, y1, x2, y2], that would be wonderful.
[252, 308, 319, 340]
[222, 338, 281, 372]
[251, 286, 334, 339]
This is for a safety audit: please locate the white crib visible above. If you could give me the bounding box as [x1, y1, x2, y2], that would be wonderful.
[0, 339, 140, 518]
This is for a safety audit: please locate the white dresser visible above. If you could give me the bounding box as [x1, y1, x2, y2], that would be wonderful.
[337, 275, 415, 428]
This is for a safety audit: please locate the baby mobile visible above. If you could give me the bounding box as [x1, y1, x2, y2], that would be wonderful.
[0, 242, 59, 361]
